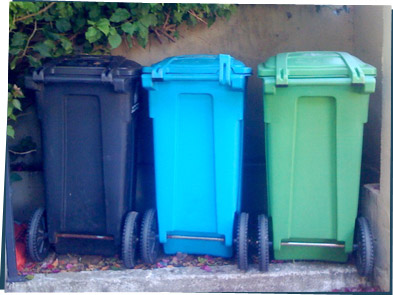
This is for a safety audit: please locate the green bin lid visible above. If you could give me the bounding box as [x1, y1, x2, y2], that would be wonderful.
[258, 51, 376, 86]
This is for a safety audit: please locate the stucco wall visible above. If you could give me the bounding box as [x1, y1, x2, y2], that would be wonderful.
[353, 6, 385, 183]
[355, 5, 391, 292]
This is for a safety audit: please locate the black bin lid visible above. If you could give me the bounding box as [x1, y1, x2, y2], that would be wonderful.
[28, 55, 142, 92]
[32, 55, 141, 83]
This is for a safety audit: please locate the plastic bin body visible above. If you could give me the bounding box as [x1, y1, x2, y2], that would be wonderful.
[142, 55, 251, 257]
[258, 52, 376, 262]
[26, 55, 141, 255]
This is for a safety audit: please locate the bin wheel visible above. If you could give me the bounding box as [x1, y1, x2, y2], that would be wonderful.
[355, 216, 375, 277]
[122, 211, 140, 269]
[140, 208, 159, 264]
[257, 214, 270, 272]
[236, 212, 249, 271]
[26, 207, 50, 262]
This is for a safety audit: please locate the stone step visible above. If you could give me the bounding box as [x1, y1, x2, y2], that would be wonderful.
[6, 262, 369, 292]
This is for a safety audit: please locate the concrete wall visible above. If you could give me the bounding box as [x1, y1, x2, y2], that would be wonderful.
[356, 6, 391, 292]
[353, 6, 385, 184]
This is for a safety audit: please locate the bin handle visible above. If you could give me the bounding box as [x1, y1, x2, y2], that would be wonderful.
[275, 52, 289, 86]
[219, 54, 232, 86]
[101, 56, 127, 82]
[336, 52, 366, 84]
[151, 57, 178, 80]
[32, 56, 67, 82]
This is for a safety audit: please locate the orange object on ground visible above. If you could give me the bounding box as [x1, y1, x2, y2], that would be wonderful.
[14, 223, 27, 271]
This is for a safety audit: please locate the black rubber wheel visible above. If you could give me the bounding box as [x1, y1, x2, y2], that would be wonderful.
[122, 211, 140, 269]
[140, 208, 159, 264]
[26, 207, 50, 262]
[236, 212, 249, 271]
[257, 214, 269, 272]
[355, 216, 375, 277]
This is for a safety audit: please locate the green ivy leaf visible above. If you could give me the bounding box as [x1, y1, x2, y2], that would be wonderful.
[189, 15, 197, 26]
[174, 11, 184, 23]
[44, 39, 56, 50]
[109, 27, 117, 36]
[73, 2, 83, 9]
[139, 14, 157, 28]
[12, 99, 22, 111]
[11, 32, 28, 47]
[27, 55, 42, 68]
[85, 27, 102, 43]
[7, 106, 13, 117]
[110, 8, 131, 23]
[10, 57, 19, 70]
[96, 18, 110, 36]
[136, 22, 149, 47]
[121, 22, 136, 35]
[55, 19, 71, 33]
[139, 4, 150, 16]
[88, 4, 101, 20]
[44, 31, 61, 41]
[60, 37, 73, 53]
[7, 125, 15, 138]
[33, 42, 51, 57]
[108, 33, 122, 49]
[126, 34, 133, 48]
[9, 48, 22, 55]
[19, 2, 39, 13]
[74, 17, 86, 31]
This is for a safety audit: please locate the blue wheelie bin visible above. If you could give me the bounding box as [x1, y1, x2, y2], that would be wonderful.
[141, 54, 252, 270]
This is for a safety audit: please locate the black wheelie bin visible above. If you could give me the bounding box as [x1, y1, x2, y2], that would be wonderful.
[25, 55, 141, 268]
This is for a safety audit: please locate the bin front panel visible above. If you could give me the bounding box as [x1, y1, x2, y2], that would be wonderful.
[64, 93, 107, 233]
[148, 80, 244, 255]
[37, 82, 138, 246]
[264, 83, 370, 260]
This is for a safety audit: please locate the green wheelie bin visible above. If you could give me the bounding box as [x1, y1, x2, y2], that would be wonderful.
[256, 51, 376, 276]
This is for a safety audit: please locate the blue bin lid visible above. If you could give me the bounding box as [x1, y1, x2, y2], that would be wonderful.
[142, 54, 251, 89]
[144, 54, 251, 75]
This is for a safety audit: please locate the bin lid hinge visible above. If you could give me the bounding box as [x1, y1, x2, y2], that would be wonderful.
[336, 51, 366, 85]
[219, 54, 232, 87]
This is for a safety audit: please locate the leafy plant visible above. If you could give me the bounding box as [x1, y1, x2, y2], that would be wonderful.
[8, 2, 237, 138]
[7, 84, 24, 138]
[9, 2, 237, 72]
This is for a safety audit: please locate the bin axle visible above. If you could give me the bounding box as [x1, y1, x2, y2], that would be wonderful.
[280, 241, 345, 248]
[55, 233, 114, 243]
[167, 235, 224, 242]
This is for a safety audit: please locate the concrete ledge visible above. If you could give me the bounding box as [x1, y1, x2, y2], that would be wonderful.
[6, 262, 368, 292]
[361, 183, 391, 291]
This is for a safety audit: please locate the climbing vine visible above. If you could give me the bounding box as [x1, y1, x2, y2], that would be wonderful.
[7, 2, 236, 138]
[9, 2, 237, 73]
